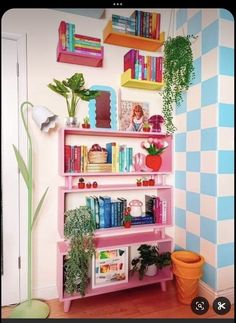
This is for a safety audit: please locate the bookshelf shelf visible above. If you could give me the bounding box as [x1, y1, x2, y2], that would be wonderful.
[57, 43, 103, 67]
[103, 20, 165, 52]
[57, 127, 173, 312]
[121, 69, 164, 90]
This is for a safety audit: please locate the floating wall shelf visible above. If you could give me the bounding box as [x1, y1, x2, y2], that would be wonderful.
[121, 69, 164, 90]
[103, 21, 165, 52]
[57, 43, 104, 67]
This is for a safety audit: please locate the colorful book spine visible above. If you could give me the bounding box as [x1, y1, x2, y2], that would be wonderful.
[59, 21, 66, 50]
[124, 49, 137, 79]
[64, 145, 71, 173]
[74, 48, 102, 57]
[74, 33, 101, 43]
[99, 196, 111, 228]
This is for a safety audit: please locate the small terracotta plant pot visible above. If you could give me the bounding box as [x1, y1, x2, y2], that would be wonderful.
[137, 182, 142, 186]
[82, 123, 90, 129]
[142, 180, 149, 186]
[124, 221, 132, 228]
[92, 181, 98, 188]
[86, 182, 92, 188]
[78, 177, 85, 189]
[148, 179, 155, 186]
[143, 127, 151, 132]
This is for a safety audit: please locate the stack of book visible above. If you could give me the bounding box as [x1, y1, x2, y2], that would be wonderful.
[112, 14, 135, 35]
[87, 163, 112, 173]
[124, 48, 163, 82]
[145, 195, 167, 224]
[131, 214, 155, 225]
[58, 21, 102, 57]
[130, 10, 161, 39]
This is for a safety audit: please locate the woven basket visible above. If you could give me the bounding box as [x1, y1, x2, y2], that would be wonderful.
[88, 151, 107, 164]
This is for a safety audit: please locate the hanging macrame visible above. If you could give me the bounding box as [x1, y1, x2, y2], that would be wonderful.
[161, 9, 197, 134]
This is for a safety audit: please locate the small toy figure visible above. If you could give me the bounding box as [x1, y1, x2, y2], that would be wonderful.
[127, 105, 144, 131]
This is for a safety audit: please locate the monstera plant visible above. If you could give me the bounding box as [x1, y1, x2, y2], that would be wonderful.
[162, 35, 196, 133]
[48, 73, 100, 118]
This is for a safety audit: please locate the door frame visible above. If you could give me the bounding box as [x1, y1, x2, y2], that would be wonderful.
[2, 32, 28, 303]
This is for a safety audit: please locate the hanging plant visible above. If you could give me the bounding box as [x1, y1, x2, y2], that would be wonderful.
[64, 206, 96, 296]
[162, 35, 196, 133]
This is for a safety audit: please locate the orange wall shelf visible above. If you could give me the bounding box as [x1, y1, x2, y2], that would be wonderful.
[103, 21, 165, 52]
[121, 69, 164, 90]
[57, 43, 104, 67]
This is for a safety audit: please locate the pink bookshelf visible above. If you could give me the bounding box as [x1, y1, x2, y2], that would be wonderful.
[57, 127, 173, 312]
[57, 233, 173, 312]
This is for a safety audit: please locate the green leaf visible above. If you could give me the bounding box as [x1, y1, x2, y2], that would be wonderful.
[12, 144, 29, 189]
[32, 187, 49, 229]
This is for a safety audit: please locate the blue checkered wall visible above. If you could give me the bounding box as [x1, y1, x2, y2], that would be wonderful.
[174, 8, 234, 292]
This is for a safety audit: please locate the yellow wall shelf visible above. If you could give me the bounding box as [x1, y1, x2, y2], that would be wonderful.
[103, 21, 165, 52]
[121, 69, 164, 90]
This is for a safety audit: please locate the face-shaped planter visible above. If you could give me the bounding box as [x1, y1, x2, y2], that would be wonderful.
[129, 200, 143, 217]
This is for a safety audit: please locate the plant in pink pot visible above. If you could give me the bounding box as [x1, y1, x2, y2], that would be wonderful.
[141, 138, 168, 171]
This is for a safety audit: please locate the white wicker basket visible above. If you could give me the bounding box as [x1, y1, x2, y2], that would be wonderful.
[88, 151, 107, 164]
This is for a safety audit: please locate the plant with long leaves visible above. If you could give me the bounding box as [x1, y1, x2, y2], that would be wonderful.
[64, 206, 96, 296]
[48, 73, 100, 117]
[162, 35, 196, 133]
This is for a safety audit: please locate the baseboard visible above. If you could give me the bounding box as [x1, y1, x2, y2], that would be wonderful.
[199, 280, 234, 304]
[32, 285, 58, 300]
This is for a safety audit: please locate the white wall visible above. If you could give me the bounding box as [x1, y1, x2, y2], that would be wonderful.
[2, 8, 173, 299]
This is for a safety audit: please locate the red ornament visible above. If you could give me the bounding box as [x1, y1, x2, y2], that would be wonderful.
[92, 181, 98, 188]
[145, 155, 162, 171]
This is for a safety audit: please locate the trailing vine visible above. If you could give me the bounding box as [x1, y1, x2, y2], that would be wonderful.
[162, 35, 196, 133]
[64, 206, 95, 296]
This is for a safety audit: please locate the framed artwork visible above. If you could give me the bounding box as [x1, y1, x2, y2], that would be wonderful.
[91, 246, 128, 289]
[119, 100, 149, 131]
[88, 85, 117, 130]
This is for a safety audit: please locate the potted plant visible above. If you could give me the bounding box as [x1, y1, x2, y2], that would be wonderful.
[64, 206, 96, 296]
[78, 177, 85, 189]
[142, 177, 149, 186]
[92, 181, 98, 188]
[162, 35, 196, 133]
[136, 178, 142, 187]
[148, 177, 155, 186]
[141, 138, 168, 171]
[86, 182, 92, 188]
[48, 73, 100, 127]
[142, 122, 151, 132]
[123, 207, 132, 228]
[82, 116, 90, 129]
[130, 244, 171, 280]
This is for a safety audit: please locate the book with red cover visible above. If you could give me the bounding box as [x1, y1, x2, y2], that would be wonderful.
[124, 49, 137, 79]
[74, 33, 101, 43]
[64, 145, 71, 173]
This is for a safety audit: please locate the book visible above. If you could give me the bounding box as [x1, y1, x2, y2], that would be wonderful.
[99, 196, 111, 228]
[74, 33, 101, 43]
[124, 49, 137, 79]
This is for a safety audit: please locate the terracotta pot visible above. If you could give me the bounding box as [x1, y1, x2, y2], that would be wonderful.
[148, 179, 155, 186]
[124, 221, 131, 228]
[137, 182, 142, 186]
[86, 183, 91, 188]
[82, 123, 90, 129]
[145, 155, 162, 171]
[143, 128, 150, 132]
[78, 182, 85, 189]
[92, 181, 98, 188]
[142, 181, 149, 186]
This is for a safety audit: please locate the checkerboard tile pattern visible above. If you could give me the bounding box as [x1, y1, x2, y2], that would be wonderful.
[174, 8, 234, 292]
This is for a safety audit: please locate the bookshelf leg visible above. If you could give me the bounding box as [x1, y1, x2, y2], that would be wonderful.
[64, 300, 71, 312]
[160, 281, 166, 292]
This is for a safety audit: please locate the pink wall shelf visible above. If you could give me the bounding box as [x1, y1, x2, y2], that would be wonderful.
[57, 43, 104, 67]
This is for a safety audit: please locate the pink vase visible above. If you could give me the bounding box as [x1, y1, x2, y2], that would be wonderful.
[145, 155, 162, 171]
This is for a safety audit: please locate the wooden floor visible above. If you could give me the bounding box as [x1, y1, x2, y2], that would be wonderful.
[2, 281, 234, 319]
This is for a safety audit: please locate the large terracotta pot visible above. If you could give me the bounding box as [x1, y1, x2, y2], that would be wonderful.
[145, 155, 162, 171]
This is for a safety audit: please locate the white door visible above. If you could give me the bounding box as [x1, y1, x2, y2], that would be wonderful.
[1, 33, 27, 306]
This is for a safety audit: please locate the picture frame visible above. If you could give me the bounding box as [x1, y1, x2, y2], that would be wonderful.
[91, 246, 128, 289]
[118, 100, 149, 131]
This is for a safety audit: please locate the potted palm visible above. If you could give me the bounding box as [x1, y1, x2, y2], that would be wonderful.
[162, 35, 196, 133]
[130, 244, 171, 279]
[64, 206, 96, 296]
[48, 73, 100, 127]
